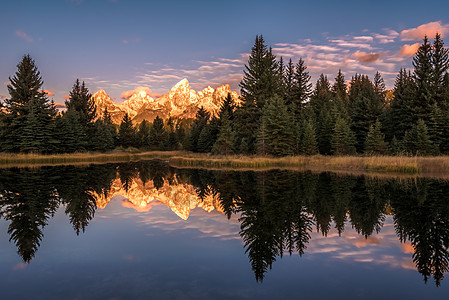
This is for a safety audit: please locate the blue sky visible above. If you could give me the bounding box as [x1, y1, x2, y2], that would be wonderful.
[1, 0, 449, 104]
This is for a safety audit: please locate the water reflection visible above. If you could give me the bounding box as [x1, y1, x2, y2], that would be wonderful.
[0, 161, 449, 286]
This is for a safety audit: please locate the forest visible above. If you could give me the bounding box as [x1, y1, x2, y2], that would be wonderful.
[1, 34, 449, 157]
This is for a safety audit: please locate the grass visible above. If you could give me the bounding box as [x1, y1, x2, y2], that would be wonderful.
[168, 154, 422, 173]
[0, 150, 182, 167]
[1, 150, 449, 177]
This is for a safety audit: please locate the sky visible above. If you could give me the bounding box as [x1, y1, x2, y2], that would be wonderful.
[2, 0, 449, 105]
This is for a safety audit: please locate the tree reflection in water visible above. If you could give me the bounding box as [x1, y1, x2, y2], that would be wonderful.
[0, 160, 449, 286]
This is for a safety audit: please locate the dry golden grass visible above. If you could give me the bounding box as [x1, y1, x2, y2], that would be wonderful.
[0, 151, 182, 168]
[1, 151, 449, 178]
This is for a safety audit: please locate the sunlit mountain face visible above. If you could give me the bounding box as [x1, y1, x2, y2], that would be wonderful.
[1, 161, 449, 298]
[90, 78, 240, 124]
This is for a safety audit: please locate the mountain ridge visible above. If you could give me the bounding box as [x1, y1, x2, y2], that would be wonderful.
[91, 79, 240, 124]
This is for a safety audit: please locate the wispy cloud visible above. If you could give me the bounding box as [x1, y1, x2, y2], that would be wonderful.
[399, 43, 420, 57]
[121, 86, 160, 99]
[400, 21, 449, 41]
[15, 30, 33, 43]
[42, 89, 55, 96]
[352, 51, 381, 63]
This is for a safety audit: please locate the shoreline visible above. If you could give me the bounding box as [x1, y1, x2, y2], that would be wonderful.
[1, 151, 449, 178]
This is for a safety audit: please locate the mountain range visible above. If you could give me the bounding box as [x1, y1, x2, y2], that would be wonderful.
[93, 175, 224, 220]
[91, 79, 240, 124]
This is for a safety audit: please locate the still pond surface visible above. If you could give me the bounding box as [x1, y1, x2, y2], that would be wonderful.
[0, 160, 448, 299]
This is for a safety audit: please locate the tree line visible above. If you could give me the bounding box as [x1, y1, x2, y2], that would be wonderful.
[1, 33, 449, 156]
[187, 34, 449, 156]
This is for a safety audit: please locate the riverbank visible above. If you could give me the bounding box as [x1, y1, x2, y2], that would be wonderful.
[1, 151, 449, 176]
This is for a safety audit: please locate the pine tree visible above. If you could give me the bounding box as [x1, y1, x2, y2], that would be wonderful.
[290, 58, 312, 119]
[197, 117, 220, 153]
[413, 36, 434, 122]
[1, 55, 58, 153]
[284, 58, 295, 105]
[212, 111, 235, 155]
[188, 107, 210, 152]
[301, 120, 318, 155]
[240, 35, 281, 109]
[91, 119, 114, 152]
[431, 33, 449, 106]
[403, 119, 434, 155]
[218, 93, 236, 121]
[65, 79, 96, 127]
[118, 113, 136, 148]
[58, 110, 88, 153]
[102, 108, 117, 149]
[364, 119, 388, 155]
[349, 74, 382, 152]
[260, 95, 295, 156]
[384, 69, 416, 141]
[373, 71, 386, 105]
[332, 69, 349, 118]
[332, 69, 347, 102]
[332, 117, 356, 155]
[136, 120, 151, 148]
[389, 136, 402, 155]
[149, 116, 168, 150]
[166, 117, 179, 150]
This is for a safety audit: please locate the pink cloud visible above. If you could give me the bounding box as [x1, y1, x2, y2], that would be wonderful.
[63, 94, 70, 99]
[15, 30, 33, 43]
[42, 89, 54, 96]
[0, 94, 6, 100]
[352, 50, 381, 63]
[121, 86, 159, 99]
[401, 243, 414, 254]
[399, 43, 420, 57]
[4, 81, 11, 86]
[400, 21, 449, 41]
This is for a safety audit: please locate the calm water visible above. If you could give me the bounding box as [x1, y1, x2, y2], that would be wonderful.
[1, 160, 449, 299]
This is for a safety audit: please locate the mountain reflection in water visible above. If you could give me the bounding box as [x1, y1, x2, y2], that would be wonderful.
[1, 160, 449, 287]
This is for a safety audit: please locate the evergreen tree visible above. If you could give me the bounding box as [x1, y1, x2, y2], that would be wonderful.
[259, 96, 295, 156]
[384, 69, 416, 141]
[349, 74, 382, 152]
[91, 119, 114, 152]
[1, 55, 57, 153]
[332, 69, 349, 118]
[58, 110, 88, 153]
[373, 71, 386, 105]
[188, 107, 210, 152]
[332, 117, 356, 155]
[218, 93, 236, 121]
[332, 69, 347, 102]
[166, 117, 179, 150]
[413, 36, 434, 122]
[197, 117, 220, 153]
[118, 113, 136, 148]
[212, 111, 235, 155]
[149, 116, 168, 150]
[65, 79, 96, 127]
[389, 136, 402, 155]
[403, 119, 434, 155]
[284, 58, 295, 105]
[364, 119, 388, 155]
[316, 110, 333, 155]
[301, 120, 318, 155]
[102, 108, 117, 149]
[290, 58, 312, 118]
[136, 120, 151, 148]
[240, 35, 281, 109]
[431, 33, 449, 106]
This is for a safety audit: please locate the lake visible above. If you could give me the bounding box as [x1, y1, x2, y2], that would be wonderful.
[0, 160, 448, 299]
